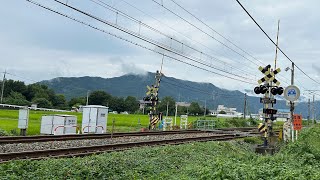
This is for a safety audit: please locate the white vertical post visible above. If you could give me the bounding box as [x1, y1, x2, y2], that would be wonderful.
[86, 90, 90, 106]
[0, 70, 6, 104]
[174, 104, 178, 126]
[166, 101, 169, 117]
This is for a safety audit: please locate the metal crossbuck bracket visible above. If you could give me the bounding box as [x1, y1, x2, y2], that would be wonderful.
[258, 65, 281, 85]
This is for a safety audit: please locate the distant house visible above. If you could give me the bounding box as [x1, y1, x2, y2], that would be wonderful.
[209, 110, 217, 116]
[216, 105, 242, 118]
[176, 102, 191, 107]
[139, 100, 152, 109]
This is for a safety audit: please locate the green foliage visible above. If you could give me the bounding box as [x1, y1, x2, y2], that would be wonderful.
[51, 94, 67, 109]
[88, 90, 112, 106]
[157, 96, 176, 115]
[224, 117, 248, 127]
[32, 98, 52, 108]
[68, 97, 86, 108]
[0, 80, 27, 98]
[281, 126, 320, 160]
[189, 102, 203, 115]
[4, 91, 30, 106]
[2, 128, 320, 179]
[124, 96, 139, 113]
[109, 96, 125, 112]
[243, 136, 263, 144]
[0, 128, 10, 136]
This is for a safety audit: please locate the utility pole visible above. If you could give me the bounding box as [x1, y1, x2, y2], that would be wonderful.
[86, 90, 90, 106]
[166, 101, 169, 117]
[0, 70, 6, 104]
[290, 62, 294, 142]
[174, 103, 178, 126]
[308, 98, 311, 126]
[313, 94, 315, 124]
[204, 100, 207, 117]
[243, 93, 247, 119]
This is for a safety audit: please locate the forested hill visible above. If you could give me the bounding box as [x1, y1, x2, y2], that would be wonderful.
[40, 72, 315, 116]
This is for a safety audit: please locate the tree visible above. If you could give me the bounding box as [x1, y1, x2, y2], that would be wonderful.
[177, 106, 188, 116]
[88, 90, 112, 106]
[32, 98, 52, 108]
[52, 94, 67, 109]
[4, 91, 30, 106]
[25, 84, 50, 101]
[109, 97, 125, 112]
[189, 102, 203, 115]
[68, 97, 86, 107]
[124, 96, 138, 113]
[157, 96, 176, 116]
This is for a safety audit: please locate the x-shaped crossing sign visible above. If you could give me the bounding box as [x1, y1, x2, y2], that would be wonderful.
[146, 85, 158, 96]
[258, 65, 281, 86]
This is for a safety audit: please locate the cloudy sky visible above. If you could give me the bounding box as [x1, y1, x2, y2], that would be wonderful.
[1, 0, 320, 97]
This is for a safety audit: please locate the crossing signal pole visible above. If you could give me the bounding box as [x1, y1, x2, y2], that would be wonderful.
[143, 70, 163, 130]
[254, 64, 283, 151]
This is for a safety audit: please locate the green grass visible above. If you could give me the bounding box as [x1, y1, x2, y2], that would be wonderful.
[1, 126, 320, 179]
[0, 109, 256, 135]
[0, 109, 204, 135]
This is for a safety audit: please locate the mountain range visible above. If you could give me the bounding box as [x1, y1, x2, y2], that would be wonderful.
[40, 72, 318, 117]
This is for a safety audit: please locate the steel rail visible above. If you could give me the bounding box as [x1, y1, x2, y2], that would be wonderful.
[0, 130, 205, 144]
[0, 134, 242, 163]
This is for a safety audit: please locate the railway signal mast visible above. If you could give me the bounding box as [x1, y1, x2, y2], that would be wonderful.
[143, 70, 163, 130]
[254, 64, 283, 151]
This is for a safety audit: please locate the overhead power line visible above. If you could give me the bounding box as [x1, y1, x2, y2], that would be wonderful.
[26, 0, 256, 85]
[151, 0, 261, 67]
[162, 78, 243, 99]
[169, 0, 265, 66]
[152, 0, 300, 88]
[89, 0, 257, 80]
[235, 0, 320, 86]
[162, 76, 242, 98]
[54, 0, 254, 81]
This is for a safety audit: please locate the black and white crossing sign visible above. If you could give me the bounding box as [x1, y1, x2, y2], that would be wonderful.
[258, 65, 281, 86]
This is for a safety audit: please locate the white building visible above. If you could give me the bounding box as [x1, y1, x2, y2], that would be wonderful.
[217, 105, 239, 115]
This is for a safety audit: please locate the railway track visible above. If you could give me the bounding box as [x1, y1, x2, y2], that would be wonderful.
[0, 134, 243, 163]
[0, 130, 205, 144]
[0, 128, 257, 144]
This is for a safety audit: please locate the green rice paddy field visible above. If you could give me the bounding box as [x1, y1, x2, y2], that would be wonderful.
[0, 109, 202, 135]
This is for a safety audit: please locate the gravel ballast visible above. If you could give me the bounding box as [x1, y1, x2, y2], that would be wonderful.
[0, 133, 225, 153]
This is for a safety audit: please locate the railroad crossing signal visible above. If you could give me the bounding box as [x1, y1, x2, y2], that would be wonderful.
[258, 65, 281, 86]
[143, 70, 162, 130]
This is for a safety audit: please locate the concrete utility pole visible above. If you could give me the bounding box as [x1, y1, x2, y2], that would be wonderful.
[174, 103, 178, 126]
[204, 100, 207, 117]
[243, 93, 247, 119]
[308, 98, 311, 126]
[86, 90, 90, 106]
[290, 62, 294, 142]
[0, 71, 6, 104]
[166, 101, 169, 117]
[313, 94, 315, 124]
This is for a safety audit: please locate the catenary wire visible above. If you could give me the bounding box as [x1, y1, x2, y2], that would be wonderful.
[51, 0, 257, 82]
[26, 0, 256, 85]
[89, 0, 258, 80]
[235, 0, 320, 86]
